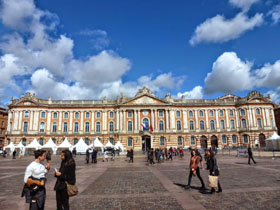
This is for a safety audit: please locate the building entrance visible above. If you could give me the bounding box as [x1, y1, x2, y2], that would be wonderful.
[142, 135, 151, 152]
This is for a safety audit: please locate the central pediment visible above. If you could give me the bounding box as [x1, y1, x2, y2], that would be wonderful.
[125, 95, 167, 105]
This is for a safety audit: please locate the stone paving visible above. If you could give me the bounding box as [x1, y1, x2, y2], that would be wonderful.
[0, 152, 279, 210]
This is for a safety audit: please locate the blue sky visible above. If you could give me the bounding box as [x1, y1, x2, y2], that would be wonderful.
[0, 0, 280, 105]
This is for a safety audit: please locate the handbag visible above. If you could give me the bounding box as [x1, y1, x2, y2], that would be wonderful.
[66, 182, 78, 197]
[208, 175, 218, 188]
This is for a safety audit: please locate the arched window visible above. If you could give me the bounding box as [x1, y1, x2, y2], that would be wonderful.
[109, 138, 114, 145]
[24, 111, 29, 118]
[159, 120, 164, 131]
[64, 112, 68, 119]
[22, 138, 26, 146]
[39, 138, 44, 146]
[199, 110, 203, 117]
[74, 122, 79, 133]
[109, 111, 114, 118]
[242, 119, 247, 128]
[200, 120, 205, 130]
[219, 110, 224, 116]
[232, 135, 237, 144]
[75, 112, 79, 119]
[53, 112, 58, 119]
[229, 110, 234, 116]
[40, 122, 45, 132]
[96, 122, 101, 132]
[177, 121, 181, 131]
[210, 120, 215, 130]
[257, 118, 262, 129]
[63, 122, 68, 132]
[85, 112, 90, 118]
[176, 111, 181, 117]
[52, 122, 57, 132]
[41, 111, 45, 118]
[243, 134, 249, 143]
[85, 122, 90, 133]
[230, 120, 235, 129]
[220, 120, 225, 130]
[85, 138, 89, 145]
[128, 121, 133, 131]
[191, 136, 195, 145]
[189, 120, 194, 130]
[23, 122, 28, 132]
[189, 111, 193, 117]
[109, 121, 114, 132]
[178, 136, 183, 145]
[256, 108, 260, 115]
[142, 118, 149, 131]
[222, 135, 227, 144]
[74, 138, 78, 145]
[160, 136, 165, 146]
[128, 137, 133, 146]
[240, 109, 245, 116]
[209, 110, 214, 117]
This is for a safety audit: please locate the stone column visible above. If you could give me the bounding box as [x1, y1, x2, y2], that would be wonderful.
[170, 109, 175, 129]
[33, 111, 39, 131]
[120, 110, 123, 131]
[235, 109, 239, 129]
[138, 110, 141, 130]
[69, 111, 73, 131]
[103, 110, 107, 131]
[116, 110, 119, 131]
[47, 111, 51, 132]
[215, 109, 219, 128]
[7, 111, 11, 133]
[30, 110, 34, 131]
[183, 109, 187, 130]
[247, 108, 253, 128]
[271, 108, 276, 129]
[252, 108, 256, 127]
[265, 108, 270, 126]
[18, 111, 22, 130]
[225, 108, 229, 129]
[262, 108, 267, 127]
[151, 109, 154, 130]
[91, 111, 95, 131]
[205, 109, 209, 130]
[134, 110, 137, 131]
[154, 109, 158, 130]
[122, 110, 125, 131]
[59, 111, 62, 131]
[14, 111, 18, 130]
[194, 109, 198, 130]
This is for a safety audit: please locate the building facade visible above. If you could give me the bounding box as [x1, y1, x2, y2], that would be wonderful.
[0, 107, 8, 150]
[5, 87, 277, 151]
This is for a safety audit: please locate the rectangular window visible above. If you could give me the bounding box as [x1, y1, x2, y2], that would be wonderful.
[41, 112, 46, 118]
[222, 136, 227, 144]
[96, 112, 101, 118]
[178, 137, 182, 145]
[230, 120, 235, 129]
[96, 122, 101, 132]
[23, 122, 28, 132]
[52, 123, 57, 133]
[40, 122, 45, 132]
[24, 112, 29, 118]
[85, 122, 90, 133]
[127, 111, 132, 118]
[109, 112, 114, 118]
[74, 122, 79, 133]
[63, 122, 68, 133]
[189, 121, 194, 131]
[160, 137, 165, 146]
[128, 137, 133, 147]
[159, 121, 164, 131]
[158, 110, 163, 117]
[191, 136, 195, 145]
[128, 121, 132, 131]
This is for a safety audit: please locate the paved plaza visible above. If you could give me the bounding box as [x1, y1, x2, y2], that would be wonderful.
[0, 152, 280, 210]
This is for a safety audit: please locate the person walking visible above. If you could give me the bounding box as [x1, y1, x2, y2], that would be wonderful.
[248, 146, 256, 165]
[129, 149, 134, 163]
[54, 150, 76, 210]
[22, 149, 50, 210]
[208, 150, 222, 193]
[185, 149, 205, 190]
[92, 149, 97, 164]
[13, 150, 16, 159]
[85, 149, 90, 164]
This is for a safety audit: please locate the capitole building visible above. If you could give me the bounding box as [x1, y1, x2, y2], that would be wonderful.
[5, 87, 277, 151]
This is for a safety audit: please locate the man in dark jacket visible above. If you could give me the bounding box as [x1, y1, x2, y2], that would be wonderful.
[247, 146, 256, 165]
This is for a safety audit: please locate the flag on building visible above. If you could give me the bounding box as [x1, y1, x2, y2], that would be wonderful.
[149, 125, 153, 131]
[141, 123, 146, 129]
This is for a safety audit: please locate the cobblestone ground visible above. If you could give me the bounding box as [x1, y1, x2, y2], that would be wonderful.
[0, 153, 280, 210]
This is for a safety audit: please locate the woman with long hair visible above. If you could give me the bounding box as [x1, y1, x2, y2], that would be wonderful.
[54, 150, 76, 210]
[209, 150, 222, 193]
[185, 149, 205, 190]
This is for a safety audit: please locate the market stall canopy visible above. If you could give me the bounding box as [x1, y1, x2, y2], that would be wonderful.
[266, 132, 280, 140]
[42, 138, 57, 154]
[266, 132, 280, 150]
[26, 138, 41, 149]
[93, 138, 104, 148]
[73, 138, 89, 154]
[105, 141, 114, 148]
[114, 141, 124, 152]
[57, 138, 73, 150]
[4, 142, 15, 154]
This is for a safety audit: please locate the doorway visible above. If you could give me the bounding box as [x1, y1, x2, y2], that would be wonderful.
[200, 136, 208, 148]
[142, 135, 151, 151]
[259, 133, 266, 147]
[211, 135, 218, 149]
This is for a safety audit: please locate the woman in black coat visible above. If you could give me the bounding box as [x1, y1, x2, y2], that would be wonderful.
[54, 150, 76, 210]
[208, 151, 222, 193]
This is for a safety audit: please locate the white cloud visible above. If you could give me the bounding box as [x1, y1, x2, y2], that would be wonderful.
[229, 0, 259, 11]
[266, 87, 280, 103]
[79, 29, 109, 50]
[254, 60, 280, 87]
[204, 52, 253, 94]
[30, 69, 93, 100]
[177, 86, 204, 99]
[267, 4, 280, 24]
[189, 12, 263, 45]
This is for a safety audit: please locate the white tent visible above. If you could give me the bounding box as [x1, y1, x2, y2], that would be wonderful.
[105, 141, 114, 148]
[25, 138, 41, 155]
[57, 138, 73, 153]
[15, 141, 25, 156]
[266, 132, 280, 151]
[114, 141, 124, 153]
[41, 138, 57, 154]
[4, 142, 15, 155]
[73, 138, 89, 154]
[92, 138, 104, 152]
